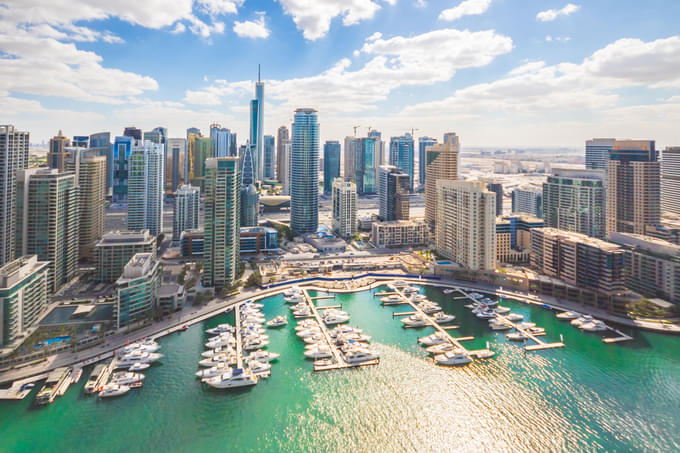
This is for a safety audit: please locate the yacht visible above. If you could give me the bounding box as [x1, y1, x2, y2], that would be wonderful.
[129, 362, 150, 372]
[403, 286, 419, 294]
[556, 311, 581, 320]
[435, 350, 472, 366]
[434, 312, 455, 324]
[290, 302, 307, 311]
[205, 334, 236, 349]
[266, 316, 288, 327]
[295, 320, 318, 330]
[481, 298, 498, 307]
[412, 294, 428, 302]
[247, 360, 272, 374]
[418, 333, 448, 346]
[243, 338, 269, 351]
[469, 292, 484, 300]
[199, 354, 237, 367]
[443, 289, 455, 294]
[506, 332, 528, 341]
[425, 343, 455, 355]
[380, 295, 402, 305]
[495, 306, 511, 314]
[474, 349, 496, 359]
[119, 341, 160, 355]
[489, 320, 512, 331]
[84, 364, 107, 394]
[195, 362, 231, 379]
[303, 334, 325, 344]
[515, 321, 536, 329]
[334, 333, 371, 344]
[243, 301, 264, 309]
[201, 346, 235, 358]
[506, 313, 524, 322]
[475, 309, 496, 319]
[571, 315, 593, 328]
[246, 350, 280, 363]
[581, 320, 608, 332]
[111, 372, 145, 385]
[35, 367, 71, 405]
[284, 294, 302, 303]
[323, 313, 350, 325]
[296, 328, 322, 338]
[401, 315, 429, 328]
[329, 326, 362, 338]
[526, 327, 546, 336]
[304, 346, 333, 359]
[117, 351, 163, 368]
[344, 348, 380, 364]
[204, 368, 258, 389]
[293, 308, 312, 319]
[98, 383, 130, 398]
[205, 324, 235, 335]
[418, 303, 441, 314]
[391, 281, 408, 288]
[283, 287, 299, 298]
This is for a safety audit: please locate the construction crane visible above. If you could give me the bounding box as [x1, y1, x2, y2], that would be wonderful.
[367, 126, 373, 134]
[353, 125, 361, 136]
[410, 128, 419, 138]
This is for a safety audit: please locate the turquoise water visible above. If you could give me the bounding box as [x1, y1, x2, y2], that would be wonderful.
[1, 285, 678, 452]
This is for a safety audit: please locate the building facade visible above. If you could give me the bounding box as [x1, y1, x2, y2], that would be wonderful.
[661, 147, 680, 215]
[47, 130, 71, 172]
[210, 124, 236, 158]
[332, 179, 357, 239]
[354, 137, 378, 195]
[240, 227, 278, 253]
[95, 230, 156, 283]
[323, 140, 341, 195]
[0, 125, 29, 266]
[112, 135, 134, 203]
[371, 220, 429, 248]
[424, 133, 459, 225]
[389, 133, 415, 192]
[512, 186, 543, 218]
[418, 136, 437, 187]
[240, 184, 259, 227]
[290, 108, 319, 235]
[128, 141, 164, 236]
[379, 165, 410, 222]
[344, 136, 359, 181]
[114, 253, 160, 329]
[496, 215, 544, 263]
[585, 138, 615, 171]
[276, 126, 289, 183]
[173, 184, 200, 243]
[263, 135, 275, 180]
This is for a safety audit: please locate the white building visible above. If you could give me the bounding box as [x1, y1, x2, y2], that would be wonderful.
[128, 140, 164, 236]
[662, 147, 680, 215]
[173, 184, 200, 243]
[511, 186, 543, 218]
[0, 125, 29, 266]
[371, 220, 429, 249]
[332, 179, 357, 239]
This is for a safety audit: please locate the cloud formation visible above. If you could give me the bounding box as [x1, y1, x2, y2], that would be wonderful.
[439, 0, 492, 22]
[233, 14, 270, 39]
[536, 3, 580, 22]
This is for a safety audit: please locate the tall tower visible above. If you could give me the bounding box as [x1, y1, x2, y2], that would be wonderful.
[389, 133, 415, 192]
[418, 136, 437, 187]
[332, 179, 357, 239]
[263, 135, 275, 180]
[276, 126, 290, 183]
[173, 184, 200, 243]
[661, 147, 680, 215]
[425, 133, 459, 226]
[379, 165, 410, 222]
[166, 138, 186, 193]
[203, 157, 241, 288]
[344, 136, 359, 181]
[323, 140, 341, 195]
[128, 141, 164, 236]
[240, 184, 259, 227]
[586, 138, 615, 171]
[47, 130, 71, 172]
[250, 65, 265, 181]
[0, 125, 29, 266]
[355, 137, 378, 195]
[290, 108, 319, 234]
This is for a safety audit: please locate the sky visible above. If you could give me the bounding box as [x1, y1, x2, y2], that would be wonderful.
[2, 0, 680, 148]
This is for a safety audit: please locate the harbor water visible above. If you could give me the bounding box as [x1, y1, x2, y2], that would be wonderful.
[1, 285, 678, 452]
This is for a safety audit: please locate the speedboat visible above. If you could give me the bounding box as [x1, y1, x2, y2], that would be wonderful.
[205, 324, 235, 335]
[434, 312, 456, 324]
[284, 294, 302, 303]
[425, 343, 455, 355]
[476, 309, 496, 319]
[507, 332, 528, 341]
[344, 348, 379, 364]
[581, 320, 608, 332]
[195, 362, 231, 379]
[401, 315, 429, 328]
[246, 350, 280, 363]
[129, 362, 150, 372]
[481, 298, 498, 307]
[304, 346, 332, 359]
[266, 316, 288, 327]
[243, 338, 269, 351]
[290, 302, 307, 311]
[443, 289, 455, 294]
[247, 359, 272, 374]
[202, 346, 235, 358]
[99, 383, 130, 398]
[116, 351, 163, 368]
[495, 306, 511, 314]
[489, 320, 512, 331]
[334, 333, 371, 344]
[506, 313, 524, 322]
[474, 349, 495, 359]
[295, 320, 318, 330]
[293, 308, 312, 318]
[199, 354, 237, 367]
[111, 372, 145, 385]
[204, 368, 257, 389]
[418, 332, 448, 346]
[571, 315, 593, 327]
[435, 350, 472, 366]
[323, 312, 350, 325]
[526, 327, 546, 336]
[556, 311, 581, 320]
[403, 286, 419, 294]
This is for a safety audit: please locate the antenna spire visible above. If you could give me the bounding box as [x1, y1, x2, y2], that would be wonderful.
[258, 64, 261, 82]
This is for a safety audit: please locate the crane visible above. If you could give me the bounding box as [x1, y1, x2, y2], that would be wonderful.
[353, 125, 361, 136]
[410, 128, 419, 138]
[367, 126, 372, 134]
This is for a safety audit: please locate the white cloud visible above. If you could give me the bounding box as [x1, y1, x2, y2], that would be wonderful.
[197, 0, 242, 16]
[233, 14, 270, 39]
[537, 3, 580, 22]
[439, 0, 492, 22]
[276, 0, 394, 40]
[545, 35, 571, 43]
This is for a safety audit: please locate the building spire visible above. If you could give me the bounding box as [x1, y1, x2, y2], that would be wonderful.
[258, 64, 261, 83]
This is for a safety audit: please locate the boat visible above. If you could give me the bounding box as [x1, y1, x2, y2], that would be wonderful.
[303, 335, 325, 344]
[296, 328, 322, 338]
[556, 311, 581, 320]
[425, 343, 455, 355]
[418, 333, 448, 346]
[401, 315, 429, 328]
[314, 359, 335, 367]
[581, 320, 608, 332]
[204, 368, 258, 389]
[246, 360, 272, 374]
[201, 346, 235, 358]
[344, 348, 380, 364]
[323, 312, 350, 325]
[475, 309, 496, 319]
[129, 362, 150, 372]
[412, 294, 428, 302]
[246, 350, 280, 363]
[571, 315, 593, 327]
[495, 306, 511, 314]
[283, 287, 302, 298]
[111, 372, 145, 385]
[329, 326, 363, 338]
[418, 302, 441, 314]
[515, 321, 536, 329]
[290, 302, 307, 311]
[205, 324, 235, 335]
[295, 320, 318, 330]
[243, 338, 269, 351]
[526, 327, 546, 336]
[506, 313, 524, 322]
[98, 383, 130, 398]
[334, 333, 371, 344]
[489, 320, 512, 331]
[84, 364, 107, 394]
[403, 286, 419, 294]
[205, 334, 236, 349]
[380, 295, 402, 305]
[119, 341, 161, 355]
[199, 354, 237, 367]
[243, 301, 264, 309]
[179, 325, 189, 332]
[435, 350, 472, 366]
[266, 316, 288, 327]
[473, 349, 495, 359]
[129, 382, 143, 389]
[433, 312, 455, 324]
[303, 346, 333, 359]
[469, 292, 484, 300]
[293, 309, 312, 318]
[507, 332, 528, 341]
[391, 280, 408, 288]
[443, 289, 455, 294]
[116, 351, 163, 368]
[35, 367, 71, 405]
[195, 362, 231, 379]
[71, 368, 83, 384]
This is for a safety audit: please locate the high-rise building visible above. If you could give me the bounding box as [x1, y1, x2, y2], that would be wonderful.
[379, 165, 410, 222]
[355, 138, 378, 195]
[166, 138, 186, 194]
[203, 157, 241, 288]
[0, 125, 29, 266]
[250, 68, 265, 181]
[496, 214, 544, 263]
[424, 133, 459, 225]
[484, 180, 504, 216]
[188, 133, 210, 190]
[210, 124, 236, 158]
[290, 108, 319, 235]
[123, 127, 142, 140]
[276, 126, 289, 182]
[143, 127, 167, 145]
[279, 139, 292, 195]
[332, 179, 357, 239]
[661, 147, 680, 215]
[543, 168, 605, 238]
[607, 140, 659, 235]
[66, 148, 106, 259]
[241, 142, 256, 187]
[16, 168, 79, 293]
[173, 184, 200, 243]
[436, 180, 496, 271]
[47, 130, 71, 171]
[323, 141, 341, 195]
[89, 132, 111, 193]
[586, 138, 615, 170]
[128, 141, 164, 236]
[112, 135, 134, 202]
[389, 133, 415, 192]
[95, 230, 156, 283]
[512, 186, 543, 218]
[114, 252, 160, 329]
[368, 130, 385, 169]
[240, 184, 259, 227]
[344, 136, 359, 181]
[0, 255, 49, 347]
[263, 135, 275, 180]
[72, 136, 88, 148]
[418, 136, 437, 187]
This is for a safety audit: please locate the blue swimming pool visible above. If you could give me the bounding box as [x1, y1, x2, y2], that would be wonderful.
[34, 336, 71, 348]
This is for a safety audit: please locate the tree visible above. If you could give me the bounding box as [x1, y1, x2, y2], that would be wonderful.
[245, 271, 262, 288]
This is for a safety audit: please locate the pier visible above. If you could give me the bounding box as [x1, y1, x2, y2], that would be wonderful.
[234, 304, 243, 368]
[602, 327, 633, 343]
[0, 373, 47, 400]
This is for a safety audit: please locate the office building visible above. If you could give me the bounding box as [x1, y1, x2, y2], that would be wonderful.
[543, 168, 606, 238]
[586, 138, 615, 171]
[95, 230, 156, 283]
[72, 136, 88, 148]
[0, 125, 29, 266]
[128, 141, 164, 236]
[369, 130, 385, 169]
[290, 108, 319, 235]
[332, 179, 357, 239]
[203, 157, 241, 288]
[531, 228, 625, 295]
[240, 184, 259, 227]
[607, 140, 659, 235]
[16, 169, 79, 293]
[210, 124, 236, 158]
[47, 130, 71, 171]
[355, 137, 378, 195]
[114, 253, 160, 329]
[65, 148, 106, 259]
[173, 184, 200, 243]
[123, 127, 142, 140]
[436, 180, 496, 271]
[323, 141, 341, 195]
[263, 135, 275, 180]
[240, 227, 278, 253]
[180, 229, 204, 257]
[418, 136, 437, 187]
[241, 142, 256, 187]
[512, 186, 543, 218]
[112, 135, 134, 202]
[425, 133, 459, 225]
[279, 139, 292, 195]
[661, 147, 680, 215]
[496, 215, 544, 263]
[277, 126, 289, 182]
[344, 136, 359, 180]
[0, 255, 49, 347]
[371, 220, 429, 248]
[143, 127, 167, 145]
[251, 68, 265, 181]
[89, 132, 111, 193]
[379, 165, 410, 222]
[389, 133, 415, 192]
[166, 138, 186, 194]
[188, 134, 211, 190]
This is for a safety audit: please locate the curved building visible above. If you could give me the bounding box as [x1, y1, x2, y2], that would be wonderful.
[290, 108, 319, 234]
[241, 184, 259, 227]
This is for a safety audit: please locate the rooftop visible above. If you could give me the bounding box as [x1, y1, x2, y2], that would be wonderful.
[0, 255, 48, 289]
[97, 230, 154, 246]
[539, 227, 623, 252]
[118, 253, 157, 281]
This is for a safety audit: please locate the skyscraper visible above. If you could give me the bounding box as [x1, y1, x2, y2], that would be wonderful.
[166, 138, 186, 194]
[280, 139, 291, 195]
[112, 135, 133, 203]
[241, 142, 256, 187]
[332, 179, 357, 239]
[418, 136, 437, 187]
[128, 141, 164, 236]
[47, 130, 71, 171]
[607, 140, 659, 235]
[66, 148, 106, 259]
[543, 168, 606, 238]
[484, 180, 504, 216]
[661, 147, 680, 215]
[0, 125, 29, 266]
[123, 127, 142, 140]
[173, 184, 200, 243]
[368, 130, 385, 169]
[250, 67, 265, 181]
[323, 140, 341, 195]
[203, 157, 240, 288]
[424, 133, 459, 226]
[16, 168, 79, 292]
[436, 180, 496, 271]
[276, 126, 289, 183]
[185, 127, 201, 183]
[240, 184, 259, 227]
[210, 124, 236, 157]
[89, 132, 111, 193]
[586, 138, 615, 170]
[355, 137, 378, 194]
[344, 136, 359, 180]
[379, 165, 410, 222]
[263, 135, 275, 180]
[512, 186, 543, 218]
[290, 108, 319, 234]
[389, 133, 415, 192]
[188, 132, 210, 190]
[144, 127, 167, 145]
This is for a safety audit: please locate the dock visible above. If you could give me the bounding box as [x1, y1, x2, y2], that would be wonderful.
[235, 304, 243, 368]
[316, 305, 342, 310]
[0, 373, 47, 400]
[310, 295, 336, 301]
[393, 311, 416, 317]
[603, 327, 633, 343]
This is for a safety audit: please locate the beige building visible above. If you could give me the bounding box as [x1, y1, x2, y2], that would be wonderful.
[47, 130, 71, 172]
[371, 220, 429, 248]
[436, 180, 496, 270]
[425, 133, 459, 225]
[332, 179, 357, 239]
[95, 230, 157, 283]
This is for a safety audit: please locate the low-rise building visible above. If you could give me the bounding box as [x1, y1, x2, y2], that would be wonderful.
[304, 232, 347, 253]
[157, 284, 185, 315]
[114, 253, 160, 329]
[240, 227, 278, 253]
[496, 215, 544, 263]
[371, 220, 429, 248]
[180, 229, 204, 257]
[95, 230, 156, 283]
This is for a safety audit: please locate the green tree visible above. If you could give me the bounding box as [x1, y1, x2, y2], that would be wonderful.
[245, 271, 262, 288]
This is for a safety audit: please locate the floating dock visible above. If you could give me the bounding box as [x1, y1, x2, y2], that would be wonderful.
[602, 327, 633, 343]
[234, 304, 243, 368]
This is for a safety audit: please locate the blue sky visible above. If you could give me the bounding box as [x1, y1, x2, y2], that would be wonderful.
[2, 0, 679, 147]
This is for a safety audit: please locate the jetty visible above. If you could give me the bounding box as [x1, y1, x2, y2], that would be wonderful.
[234, 304, 243, 368]
[0, 373, 47, 400]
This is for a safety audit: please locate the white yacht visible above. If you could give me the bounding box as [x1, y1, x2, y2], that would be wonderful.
[581, 320, 608, 332]
[240, 325, 266, 335]
[323, 313, 350, 325]
[443, 289, 455, 294]
[128, 362, 150, 372]
[418, 303, 441, 314]
[481, 298, 498, 307]
[344, 348, 379, 364]
[571, 315, 593, 327]
[515, 321, 536, 329]
[117, 351, 163, 368]
[195, 362, 231, 379]
[425, 343, 455, 355]
[243, 338, 269, 351]
[469, 292, 484, 300]
[526, 327, 546, 336]
[243, 301, 264, 309]
[303, 334, 325, 344]
[247, 360, 272, 374]
[403, 286, 419, 294]
[283, 288, 299, 298]
[329, 326, 362, 338]
[418, 333, 448, 346]
[556, 311, 581, 320]
[295, 320, 318, 330]
[380, 295, 402, 305]
[99, 383, 130, 398]
[111, 372, 145, 385]
[204, 368, 258, 389]
[434, 312, 456, 324]
[247, 350, 280, 362]
[506, 332, 528, 341]
[205, 324, 235, 335]
[334, 333, 371, 344]
[391, 280, 408, 288]
[205, 334, 236, 349]
[489, 320, 512, 331]
[435, 350, 472, 366]
[296, 327, 322, 338]
[266, 316, 288, 327]
[506, 313, 524, 322]
[401, 315, 429, 328]
[201, 346, 235, 358]
[293, 309, 312, 319]
[304, 346, 332, 359]
[475, 309, 496, 319]
[199, 354, 237, 367]
[119, 341, 160, 355]
[495, 306, 511, 314]
[412, 294, 428, 302]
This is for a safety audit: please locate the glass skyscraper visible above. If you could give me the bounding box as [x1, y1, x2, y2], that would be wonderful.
[418, 136, 437, 187]
[210, 124, 236, 157]
[250, 67, 265, 181]
[0, 125, 29, 266]
[355, 138, 377, 195]
[112, 135, 133, 202]
[263, 135, 275, 180]
[586, 138, 615, 170]
[323, 140, 341, 195]
[290, 108, 319, 234]
[128, 141, 164, 236]
[389, 133, 415, 192]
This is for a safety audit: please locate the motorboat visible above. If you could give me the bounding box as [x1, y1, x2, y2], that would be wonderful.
[403, 286, 419, 294]
[314, 359, 335, 367]
[425, 343, 455, 355]
[571, 315, 593, 327]
[443, 289, 455, 294]
[195, 362, 231, 379]
[344, 348, 380, 364]
[241, 314, 265, 323]
[205, 334, 236, 349]
[418, 302, 441, 314]
[119, 341, 160, 355]
[296, 328, 322, 338]
[242, 301, 264, 309]
[474, 349, 495, 359]
[304, 346, 333, 359]
[481, 298, 498, 307]
[323, 312, 350, 325]
[380, 295, 402, 305]
[489, 320, 512, 331]
[204, 368, 257, 389]
[205, 324, 235, 335]
[581, 320, 608, 332]
[266, 316, 288, 327]
[243, 338, 269, 351]
[334, 333, 371, 344]
[116, 351, 163, 368]
[201, 346, 235, 358]
[303, 334, 325, 344]
[71, 368, 83, 384]
[434, 312, 456, 324]
[329, 326, 362, 338]
[247, 360, 272, 374]
[435, 350, 472, 366]
[469, 292, 484, 300]
[412, 294, 428, 302]
[129, 362, 150, 372]
[199, 354, 237, 367]
[556, 311, 581, 320]
[111, 372, 145, 385]
[98, 383, 130, 398]
[515, 321, 536, 329]
[401, 315, 429, 328]
[246, 350, 280, 363]
[418, 332, 448, 346]
[284, 295, 302, 303]
[495, 306, 511, 314]
[506, 332, 528, 341]
[295, 321, 319, 331]
[283, 287, 299, 298]
[290, 303, 307, 311]
[293, 308, 312, 318]
[475, 309, 496, 319]
[526, 327, 546, 336]
[506, 313, 524, 322]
